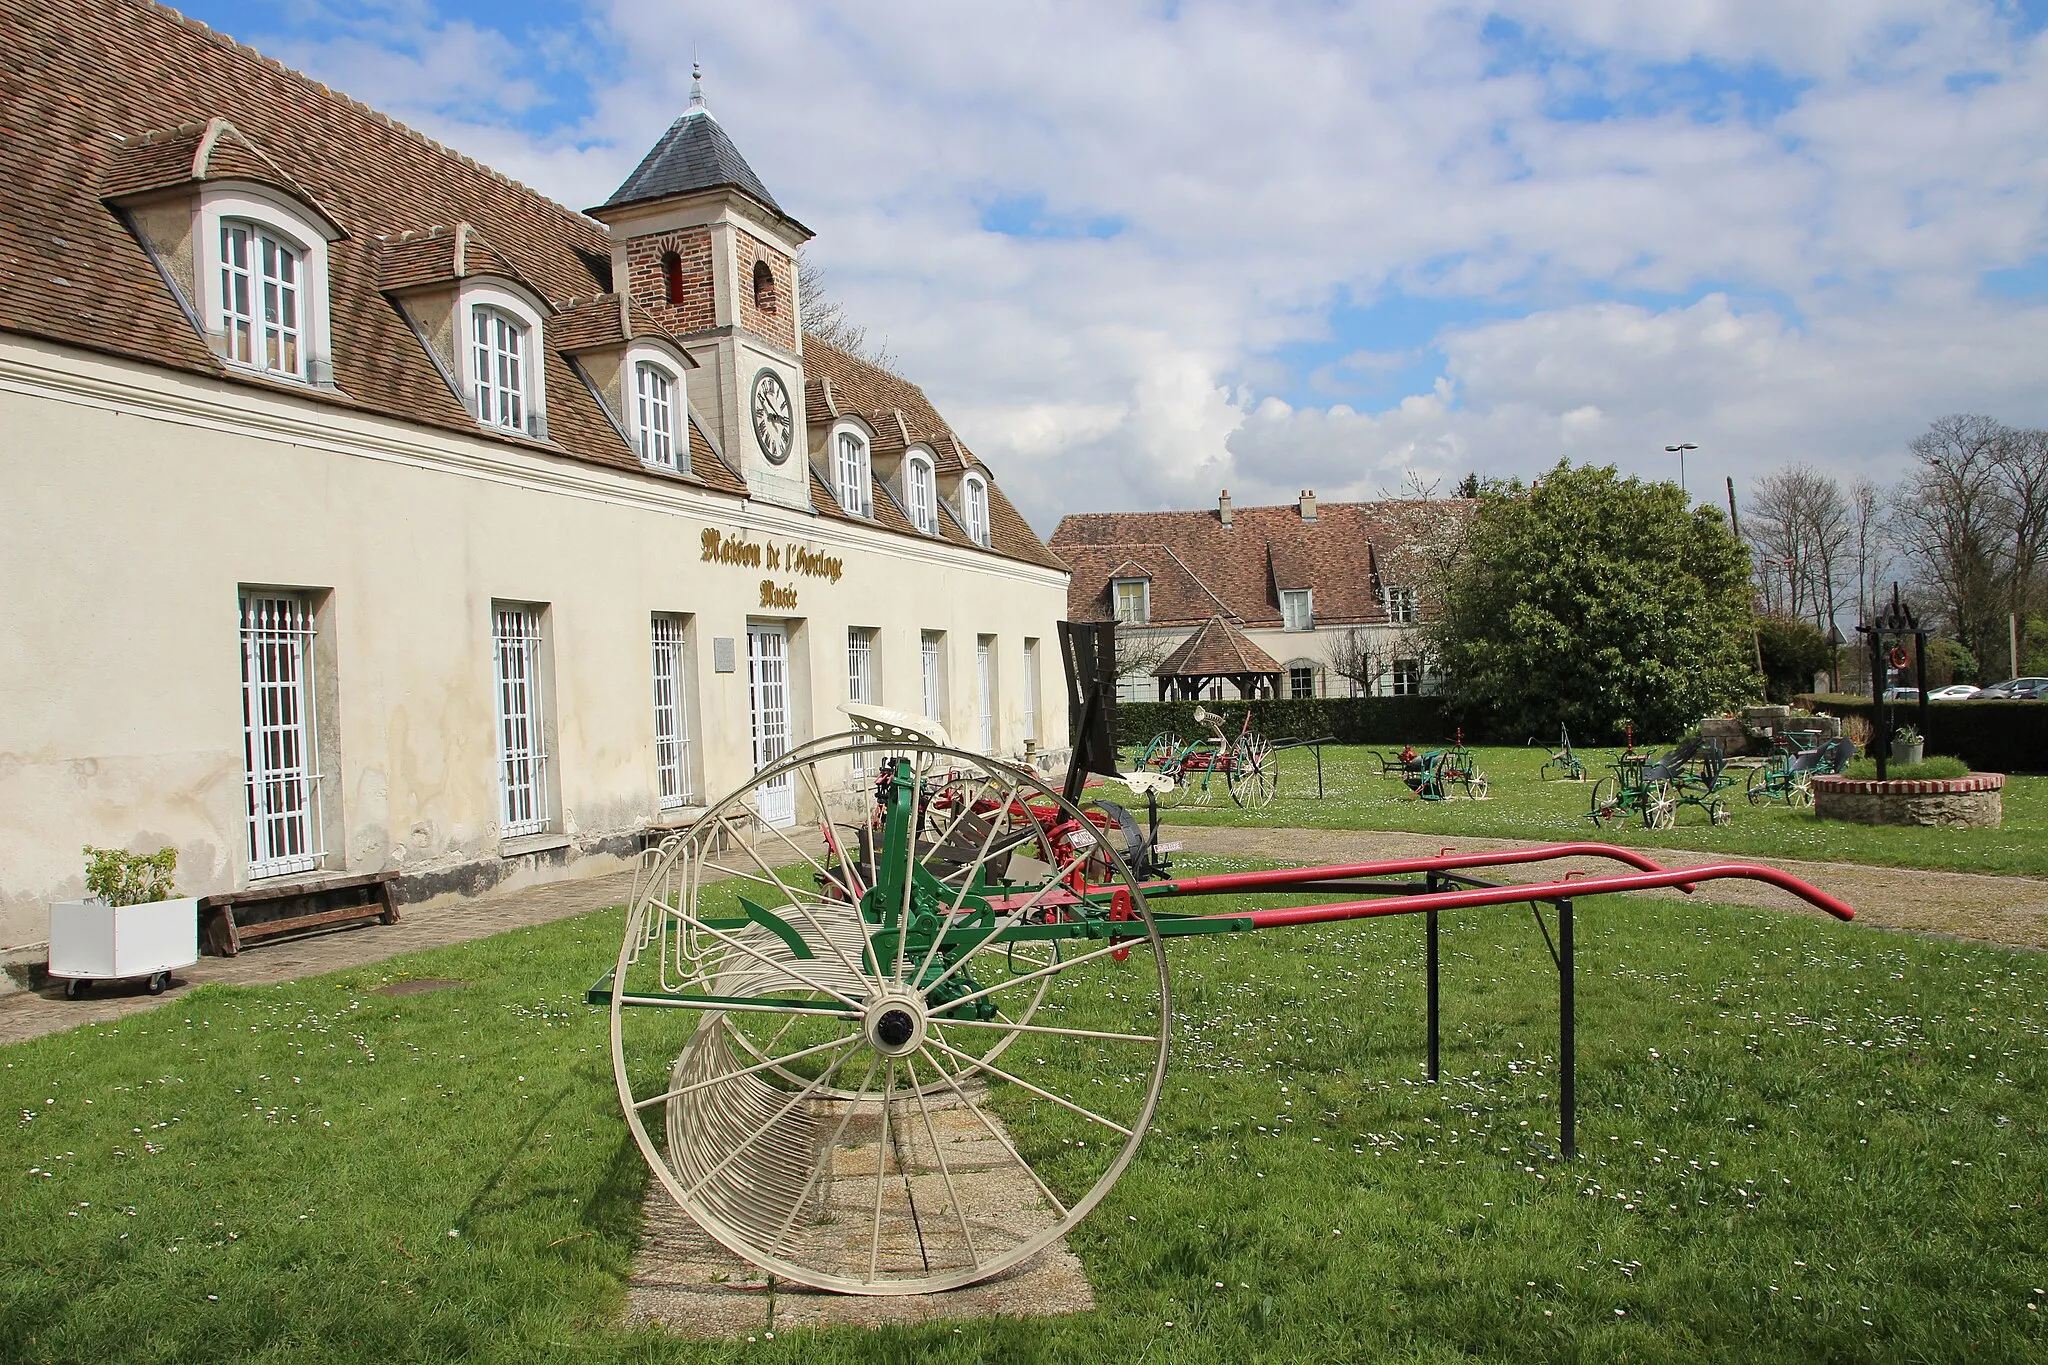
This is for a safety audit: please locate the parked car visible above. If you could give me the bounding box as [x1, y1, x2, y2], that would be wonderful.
[1881, 686, 1926, 703]
[1928, 684, 1980, 700]
[1967, 677, 2048, 699]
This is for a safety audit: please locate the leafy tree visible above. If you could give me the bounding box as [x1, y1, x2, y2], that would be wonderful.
[1927, 637, 1978, 687]
[1755, 615, 1833, 702]
[1431, 461, 1759, 741]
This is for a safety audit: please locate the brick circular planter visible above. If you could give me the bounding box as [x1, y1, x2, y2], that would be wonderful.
[1809, 773, 2005, 828]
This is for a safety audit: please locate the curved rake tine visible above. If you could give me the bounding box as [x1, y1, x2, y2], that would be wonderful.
[681, 1044, 858, 1203]
[632, 1033, 859, 1111]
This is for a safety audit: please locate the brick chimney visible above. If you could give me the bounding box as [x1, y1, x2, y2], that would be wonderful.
[1298, 488, 1318, 521]
[1218, 489, 1233, 528]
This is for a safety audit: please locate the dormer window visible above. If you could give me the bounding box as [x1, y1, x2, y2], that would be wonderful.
[635, 360, 678, 468]
[472, 306, 528, 430]
[1381, 585, 1417, 625]
[1113, 578, 1150, 625]
[219, 220, 304, 377]
[906, 451, 938, 534]
[834, 428, 872, 516]
[449, 279, 549, 439]
[1281, 589, 1313, 631]
[753, 259, 778, 314]
[962, 472, 990, 546]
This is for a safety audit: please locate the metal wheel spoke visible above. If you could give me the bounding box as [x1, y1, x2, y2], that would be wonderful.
[920, 847, 1093, 997]
[902, 1052, 980, 1268]
[936, 935, 1134, 1015]
[869, 1059, 896, 1281]
[631, 1032, 858, 1111]
[916, 1045, 1071, 1218]
[612, 993, 859, 1019]
[661, 906, 864, 1009]
[909, 778, 1028, 994]
[933, 1015, 1159, 1045]
[926, 1036, 1136, 1137]
[765, 1055, 882, 1255]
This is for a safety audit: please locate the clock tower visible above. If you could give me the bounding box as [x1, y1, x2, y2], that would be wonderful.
[591, 68, 813, 509]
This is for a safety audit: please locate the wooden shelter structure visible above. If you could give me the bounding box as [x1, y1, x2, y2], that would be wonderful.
[1154, 615, 1284, 700]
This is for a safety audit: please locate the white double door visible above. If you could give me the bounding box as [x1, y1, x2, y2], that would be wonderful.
[747, 624, 795, 827]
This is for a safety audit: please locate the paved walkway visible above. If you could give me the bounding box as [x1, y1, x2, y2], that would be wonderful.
[0, 869, 638, 1048]
[7, 827, 2044, 1051]
[1168, 826, 2048, 951]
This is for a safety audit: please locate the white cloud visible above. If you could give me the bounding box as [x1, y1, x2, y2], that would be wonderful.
[204, 0, 2048, 531]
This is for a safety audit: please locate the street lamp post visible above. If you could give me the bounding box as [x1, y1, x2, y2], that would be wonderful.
[1665, 443, 1698, 498]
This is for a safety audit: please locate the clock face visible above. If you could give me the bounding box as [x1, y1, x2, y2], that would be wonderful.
[750, 368, 793, 465]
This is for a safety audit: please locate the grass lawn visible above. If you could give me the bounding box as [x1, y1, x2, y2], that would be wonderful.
[1153, 744, 2048, 878]
[5, 859, 2046, 1362]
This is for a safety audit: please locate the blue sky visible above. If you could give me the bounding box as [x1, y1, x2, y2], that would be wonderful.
[171, 0, 2048, 524]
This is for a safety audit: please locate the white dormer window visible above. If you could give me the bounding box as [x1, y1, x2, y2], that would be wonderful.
[455, 282, 548, 438]
[194, 185, 336, 385]
[962, 472, 990, 546]
[906, 451, 938, 534]
[473, 307, 526, 430]
[1381, 585, 1417, 625]
[1281, 589, 1313, 631]
[1113, 578, 1150, 625]
[835, 429, 872, 516]
[635, 360, 677, 469]
[219, 220, 303, 377]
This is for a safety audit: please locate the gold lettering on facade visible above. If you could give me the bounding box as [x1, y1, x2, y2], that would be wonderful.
[700, 527, 845, 584]
[759, 580, 799, 610]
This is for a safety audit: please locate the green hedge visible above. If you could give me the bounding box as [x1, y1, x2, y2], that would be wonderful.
[1116, 697, 1459, 750]
[1798, 694, 2048, 774]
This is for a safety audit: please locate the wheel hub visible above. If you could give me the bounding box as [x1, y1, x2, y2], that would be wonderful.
[862, 991, 928, 1056]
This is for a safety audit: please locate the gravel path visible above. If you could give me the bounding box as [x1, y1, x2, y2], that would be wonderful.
[1168, 825, 2048, 951]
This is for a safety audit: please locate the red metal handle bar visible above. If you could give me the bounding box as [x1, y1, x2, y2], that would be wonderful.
[1137, 842, 1681, 900]
[1206, 861, 1856, 929]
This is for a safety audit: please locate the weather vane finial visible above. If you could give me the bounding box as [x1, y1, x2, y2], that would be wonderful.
[688, 60, 706, 113]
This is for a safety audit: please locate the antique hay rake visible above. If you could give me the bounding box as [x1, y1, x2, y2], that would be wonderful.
[593, 707, 1858, 1297]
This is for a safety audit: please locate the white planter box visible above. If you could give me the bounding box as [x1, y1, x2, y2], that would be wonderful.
[48, 897, 200, 995]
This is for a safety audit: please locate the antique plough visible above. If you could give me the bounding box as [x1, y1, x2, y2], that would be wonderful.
[594, 709, 1857, 1296]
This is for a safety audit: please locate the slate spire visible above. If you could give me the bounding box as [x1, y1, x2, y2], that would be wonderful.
[602, 66, 783, 214]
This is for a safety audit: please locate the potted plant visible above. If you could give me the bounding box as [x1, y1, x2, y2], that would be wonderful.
[1890, 724, 1925, 766]
[47, 845, 201, 998]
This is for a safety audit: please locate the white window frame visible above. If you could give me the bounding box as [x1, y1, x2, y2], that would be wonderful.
[634, 360, 680, 470]
[1113, 578, 1150, 625]
[833, 425, 873, 517]
[239, 591, 324, 878]
[1022, 637, 1039, 744]
[195, 184, 333, 384]
[492, 604, 552, 837]
[847, 626, 875, 772]
[1382, 585, 1417, 625]
[457, 280, 549, 438]
[747, 624, 795, 827]
[905, 449, 939, 534]
[651, 614, 693, 808]
[976, 636, 996, 754]
[1391, 657, 1422, 696]
[218, 219, 305, 378]
[961, 472, 990, 546]
[921, 631, 944, 723]
[1288, 663, 1316, 699]
[1281, 588, 1314, 631]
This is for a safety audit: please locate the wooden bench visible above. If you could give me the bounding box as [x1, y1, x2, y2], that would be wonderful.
[199, 872, 400, 957]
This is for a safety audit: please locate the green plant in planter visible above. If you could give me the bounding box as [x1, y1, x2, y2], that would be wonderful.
[1894, 724, 1923, 745]
[81, 845, 179, 907]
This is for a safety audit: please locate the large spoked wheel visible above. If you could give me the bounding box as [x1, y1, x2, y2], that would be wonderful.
[610, 736, 1170, 1296]
[1746, 767, 1771, 806]
[1226, 735, 1277, 807]
[1644, 781, 1678, 830]
[1589, 775, 1622, 827]
[1789, 775, 1814, 808]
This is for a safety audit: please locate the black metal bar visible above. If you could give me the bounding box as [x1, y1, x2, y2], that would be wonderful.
[1559, 896, 1576, 1160]
[1425, 871, 1440, 1084]
[1915, 630, 1930, 747]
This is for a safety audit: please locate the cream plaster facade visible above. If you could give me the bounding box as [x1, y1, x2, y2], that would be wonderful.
[0, 336, 1070, 949]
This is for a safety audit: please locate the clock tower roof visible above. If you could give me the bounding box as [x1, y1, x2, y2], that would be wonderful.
[599, 66, 794, 226]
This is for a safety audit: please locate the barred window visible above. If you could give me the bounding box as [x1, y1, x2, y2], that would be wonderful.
[239, 592, 323, 876]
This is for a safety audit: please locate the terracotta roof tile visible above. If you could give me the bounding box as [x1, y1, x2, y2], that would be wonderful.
[1050, 498, 1472, 626]
[1156, 616, 1284, 678]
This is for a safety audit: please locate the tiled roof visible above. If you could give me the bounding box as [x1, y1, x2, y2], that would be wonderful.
[802, 337, 1065, 570]
[1050, 498, 1472, 627]
[602, 107, 784, 218]
[1155, 616, 1284, 678]
[0, 0, 1053, 564]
